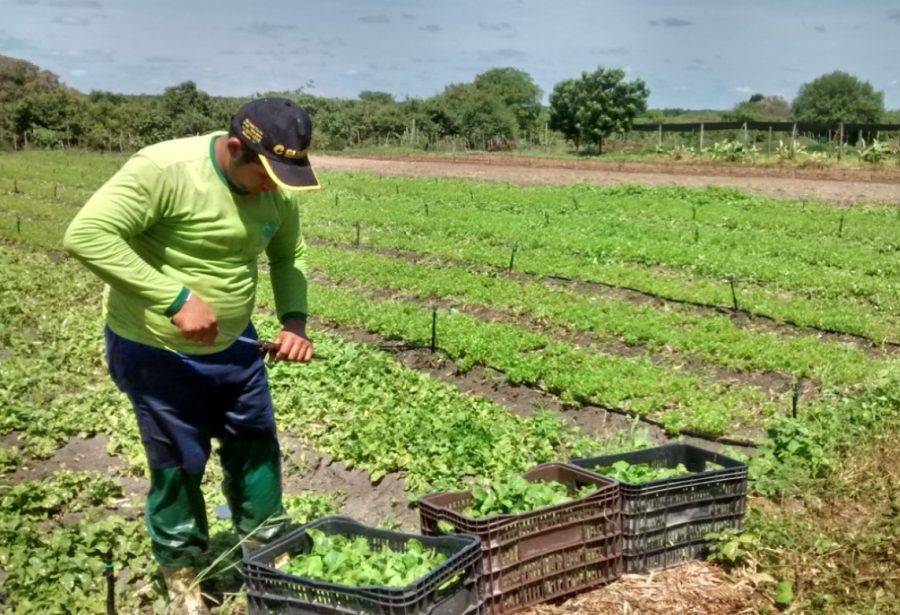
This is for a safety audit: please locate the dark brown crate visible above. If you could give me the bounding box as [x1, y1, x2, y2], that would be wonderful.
[418, 463, 622, 614]
[570, 444, 747, 573]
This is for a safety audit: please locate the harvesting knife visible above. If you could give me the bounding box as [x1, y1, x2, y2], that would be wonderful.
[218, 329, 280, 354]
[219, 329, 324, 361]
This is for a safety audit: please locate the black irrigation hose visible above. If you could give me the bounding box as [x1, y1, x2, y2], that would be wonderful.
[540, 271, 900, 349]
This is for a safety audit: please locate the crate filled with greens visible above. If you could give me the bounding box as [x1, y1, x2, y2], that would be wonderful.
[418, 463, 621, 614]
[570, 443, 747, 573]
[242, 516, 484, 614]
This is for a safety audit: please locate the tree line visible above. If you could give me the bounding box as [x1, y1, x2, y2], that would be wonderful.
[0, 53, 894, 154]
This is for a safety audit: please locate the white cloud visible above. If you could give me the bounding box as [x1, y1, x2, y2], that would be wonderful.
[733, 85, 753, 94]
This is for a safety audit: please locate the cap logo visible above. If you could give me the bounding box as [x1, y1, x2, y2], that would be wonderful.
[273, 144, 308, 159]
[241, 118, 263, 144]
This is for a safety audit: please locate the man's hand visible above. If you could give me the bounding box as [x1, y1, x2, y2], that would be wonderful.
[171, 293, 218, 345]
[272, 318, 314, 362]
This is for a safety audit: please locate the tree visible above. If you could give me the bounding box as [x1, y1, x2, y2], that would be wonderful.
[725, 95, 791, 122]
[11, 89, 87, 147]
[359, 90, 395, 104]
[428, 83, 518, 147]
[158, 81, 218, 136]
[0, 54, 68, 103]
[549, 67, 649, 153]
[548, 79, 582, 148]
[473, 67, 543, 134]
[792, 71, 884, 124]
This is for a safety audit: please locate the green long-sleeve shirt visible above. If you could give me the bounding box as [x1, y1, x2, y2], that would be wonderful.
[63, 132, 309, 354]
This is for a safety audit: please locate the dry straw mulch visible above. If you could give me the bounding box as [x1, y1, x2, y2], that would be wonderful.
[521, 562, 764, 615]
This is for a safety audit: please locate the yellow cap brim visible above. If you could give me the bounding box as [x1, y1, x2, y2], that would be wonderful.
[259, 155, 321, 192]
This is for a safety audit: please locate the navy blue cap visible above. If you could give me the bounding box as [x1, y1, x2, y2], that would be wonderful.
[230, 97, 320, 191]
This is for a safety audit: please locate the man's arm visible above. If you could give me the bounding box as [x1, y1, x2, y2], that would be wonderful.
[265, 200, 313, 362]
[63, 154, 219, 344]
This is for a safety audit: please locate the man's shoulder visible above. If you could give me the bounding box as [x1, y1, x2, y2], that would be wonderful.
[135, 133, 220, 171]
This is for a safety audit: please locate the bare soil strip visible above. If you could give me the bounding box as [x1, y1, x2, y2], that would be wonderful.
[311, 319, 761, 452]
[0, 433, 413, 531]
[338, 152, 900, 183]
[279, 434, 417, 530]
[312, 154, 900, 204]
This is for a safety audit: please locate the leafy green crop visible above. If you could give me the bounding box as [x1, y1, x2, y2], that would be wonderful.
[283, 529, 449, 588]
[463, 475, 596, 518]
[299, 175, 900, 342]
[309, 243, 891, 389]
[593, 460, 692, 483]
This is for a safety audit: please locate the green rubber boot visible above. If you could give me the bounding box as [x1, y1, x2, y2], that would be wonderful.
[219, 436, 287, 546]
[146, 467, 209, 568]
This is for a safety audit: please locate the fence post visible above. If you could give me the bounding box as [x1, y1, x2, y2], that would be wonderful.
[837, 122, 844, 160]
[791, 380, 802, 418]
[507, 243, 518, 273]
[699, 122, 704, 151]
[742, 122, 748, 143]
[767, 126, 772, 154]
[657, 123, 662, 148]
[430, 307, 437, 353]
[791, 123, 797, 155]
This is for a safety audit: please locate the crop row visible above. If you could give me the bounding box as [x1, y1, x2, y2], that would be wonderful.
[306, 244, 894, 388]
[322, 174, 900, 250]
[307, 176, 899, 304]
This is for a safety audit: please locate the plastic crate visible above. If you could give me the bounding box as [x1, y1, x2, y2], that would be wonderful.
[418, 463, 621, 614]
[242, 516, 485, 614]
[570, 443, 747, 573]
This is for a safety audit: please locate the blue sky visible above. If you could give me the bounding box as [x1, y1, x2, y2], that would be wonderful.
[3, 0, 899, 109]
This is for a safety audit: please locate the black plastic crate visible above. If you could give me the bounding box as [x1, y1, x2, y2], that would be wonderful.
[570, 444, 747, 573]
[243, 516, 485, 614]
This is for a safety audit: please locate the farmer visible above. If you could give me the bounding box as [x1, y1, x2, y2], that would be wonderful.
[63, 97, 319, 613]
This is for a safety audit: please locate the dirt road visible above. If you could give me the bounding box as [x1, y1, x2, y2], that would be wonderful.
[311, 154, 900, 204]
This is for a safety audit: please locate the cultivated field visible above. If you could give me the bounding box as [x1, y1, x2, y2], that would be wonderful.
[0, 150, 898, 613]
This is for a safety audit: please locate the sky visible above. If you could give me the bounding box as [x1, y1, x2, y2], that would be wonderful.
[3, 0, 900, 109]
